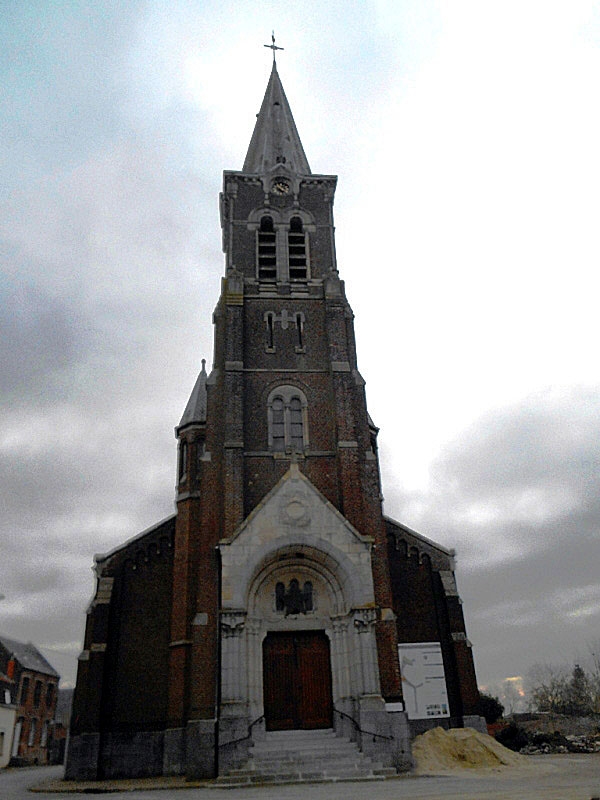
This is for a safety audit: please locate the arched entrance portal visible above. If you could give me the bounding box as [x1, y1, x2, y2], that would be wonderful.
[218, 467, 385, 762]
[263, 631, 333, 731]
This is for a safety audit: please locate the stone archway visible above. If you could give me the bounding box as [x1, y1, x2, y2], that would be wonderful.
[218, 466, 385, 760]
[220, 543, 381, 725]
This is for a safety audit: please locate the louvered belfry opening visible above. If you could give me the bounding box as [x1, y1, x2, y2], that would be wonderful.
[288, 216, 307, 280]
[258, 215, 277, 281]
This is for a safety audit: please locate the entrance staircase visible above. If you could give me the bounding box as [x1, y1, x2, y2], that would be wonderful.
[217, 728, 397, 785]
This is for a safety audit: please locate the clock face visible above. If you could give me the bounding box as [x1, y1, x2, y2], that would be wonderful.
[272, 178, 291, 195]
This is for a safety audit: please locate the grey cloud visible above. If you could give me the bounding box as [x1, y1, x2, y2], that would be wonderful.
[394, 387, 600, 684]
[0, 279, 87, 401]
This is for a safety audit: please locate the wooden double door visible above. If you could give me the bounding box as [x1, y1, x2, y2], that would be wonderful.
[263, 631, 333, 731]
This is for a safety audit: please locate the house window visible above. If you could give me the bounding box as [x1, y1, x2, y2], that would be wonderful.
[45, 683, 54, 708]
[288, 217, 308, 280]
[33, 681, 42, 708]
[12, 719, 23, 757]
[257, 216, 277, 281]
[20, 677, 29, 705]
[267, 386, 308, 453]
[41, 720, 49, 747]
[28, 719, 36, 747]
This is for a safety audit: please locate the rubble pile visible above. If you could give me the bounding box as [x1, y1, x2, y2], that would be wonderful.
[520, 732, 600, 755]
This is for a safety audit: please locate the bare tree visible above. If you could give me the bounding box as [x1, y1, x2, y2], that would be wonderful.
[526, 663, 569, 713]
[587, 639, 600, 713]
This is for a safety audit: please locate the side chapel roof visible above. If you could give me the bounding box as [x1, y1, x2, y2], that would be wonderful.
[178, 359, 208, 429]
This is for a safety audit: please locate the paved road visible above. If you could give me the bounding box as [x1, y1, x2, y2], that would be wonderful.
[1, 756, 599, 800]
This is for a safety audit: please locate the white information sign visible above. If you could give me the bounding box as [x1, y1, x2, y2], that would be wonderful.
[398, 642, 450, 720]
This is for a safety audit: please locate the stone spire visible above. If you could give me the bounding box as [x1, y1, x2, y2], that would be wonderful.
[243, 62, 311, 175]
[178, 358, 208, 430]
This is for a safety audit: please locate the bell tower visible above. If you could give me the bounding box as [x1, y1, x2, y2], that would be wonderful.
[169, 55, 409, 778]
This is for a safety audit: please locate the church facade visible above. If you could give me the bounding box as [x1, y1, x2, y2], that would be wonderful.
[66, 61, 484, 781]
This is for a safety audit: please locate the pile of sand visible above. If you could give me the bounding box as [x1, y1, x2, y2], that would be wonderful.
[412, 726, 530, 774]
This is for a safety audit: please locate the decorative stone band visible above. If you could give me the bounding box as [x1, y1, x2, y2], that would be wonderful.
[451, 631, 472, 647]
[440, 570, 459, 597]
[95, 577, 114, 604]
[331, 361, 351, 372]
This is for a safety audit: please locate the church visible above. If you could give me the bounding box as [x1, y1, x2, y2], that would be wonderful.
[66, 55, 484, 782]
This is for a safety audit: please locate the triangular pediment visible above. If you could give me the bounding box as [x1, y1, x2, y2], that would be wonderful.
[219, 463, 376, 612]
[220, 462, 372, 547]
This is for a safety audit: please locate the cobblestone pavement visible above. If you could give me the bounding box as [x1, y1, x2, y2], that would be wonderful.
[1, 755, 599, 800]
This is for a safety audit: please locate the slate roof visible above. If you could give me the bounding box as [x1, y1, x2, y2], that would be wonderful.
[0, 635, 59, 678]
[178, 359, 208, 429]
[243, 61, 311, 175]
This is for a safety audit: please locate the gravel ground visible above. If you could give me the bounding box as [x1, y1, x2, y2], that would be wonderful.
[1, 754, 599, 800]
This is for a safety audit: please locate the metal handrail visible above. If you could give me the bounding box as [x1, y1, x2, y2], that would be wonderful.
[218, 714, 265, 749]
[333, 707, 394, 742]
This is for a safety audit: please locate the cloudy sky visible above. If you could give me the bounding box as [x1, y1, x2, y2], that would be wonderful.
[1, 1, 599, 701]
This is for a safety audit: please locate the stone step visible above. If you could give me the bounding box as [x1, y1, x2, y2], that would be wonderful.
[217, 727, 397, 786]
[249, 745, 363, 759]
[229, 759, 379, 775]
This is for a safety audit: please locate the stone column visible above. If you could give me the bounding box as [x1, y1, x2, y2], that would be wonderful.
[245, 617, 263, 718]
[353, 608, 380, 695]
[220, 612, 246, 704]
[218, 612, 251, 775]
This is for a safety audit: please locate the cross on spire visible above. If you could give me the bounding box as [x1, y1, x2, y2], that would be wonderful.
[264, 31, 284, 62]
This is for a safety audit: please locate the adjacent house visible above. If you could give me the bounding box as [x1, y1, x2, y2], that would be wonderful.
[0, 667, 17, 769]
[0, 635, 59, 765]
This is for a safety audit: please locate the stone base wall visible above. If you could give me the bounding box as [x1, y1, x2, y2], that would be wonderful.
[64, 733, 101, 780]
[353, 696, 413, 772]
[162, 727, 186, 776]
[218, 713, 254, 774]
[185, 719, 217, 779]
[100, 731, 164, 779]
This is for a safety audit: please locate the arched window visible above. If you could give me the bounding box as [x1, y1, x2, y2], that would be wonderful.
[267, 386, 308, 453]
[275, 582, 285, 611]
[257, 216, 277, 282]
[33, 680, 42, 708]
[20, 676, 30, 704]
[178, 440, 188, 482]
[274, 579, 314, 615]
[45, 683, 55, 708]
[271, 397, 285, 452]
[288, 216, 308, 280]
